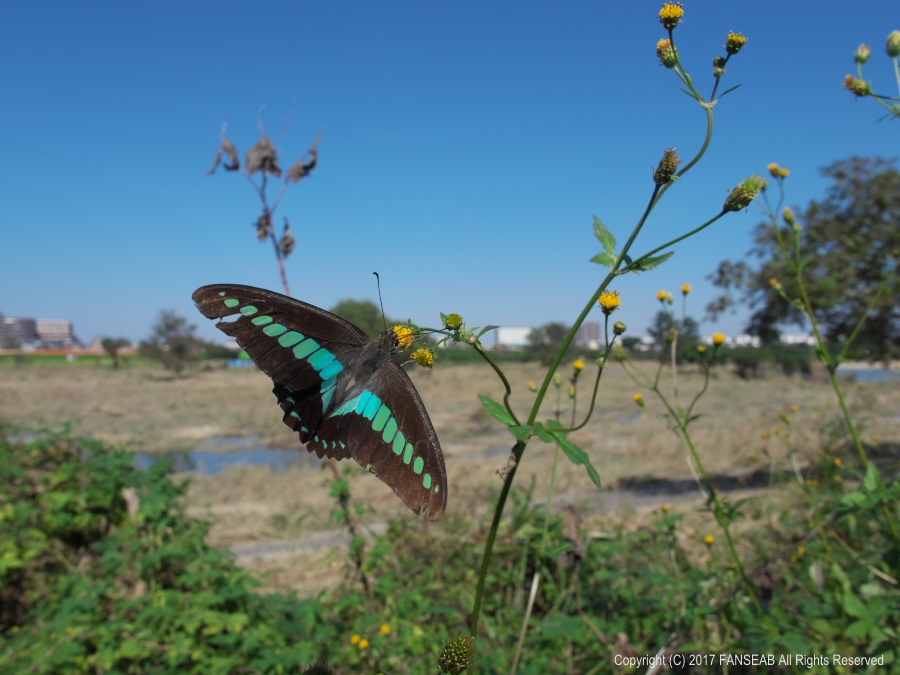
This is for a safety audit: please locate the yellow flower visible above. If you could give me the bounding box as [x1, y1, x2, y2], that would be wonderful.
[392, 325, 414, 350]
[656, 39, 678, 68]
[697, 345, 706, 354]
[359, 639, 370, 650]
[444, 313, 463, 330]
[712, 332, 726, 346]
[598, 290, 621, 314]
[790, 404, 798, 412]
[656, 290, 668, 301]
[658, 2, 684, 30]
[661, 504, 670, 512]
[681, 284, 692, 295]
[380, 623, 392, 635]
[778, 167, 790, 178]
[351, 634, 361, 645]
[725, 32, 749, 55]
[527, 380, 537, 392]
[767, 163, 780, 176]
[769, 277, 780, 288]
[573, 358, 585, 371]
[411, 348, 435, 368]
[633, 393, 644, 406]
[871, 434, 881, 443]
[66, 627, 74, 634]
[704, 535, 715, 546]
[834, 458, 842, 467]
[761, 431, 770, 439]
[796, 545, 805, 556]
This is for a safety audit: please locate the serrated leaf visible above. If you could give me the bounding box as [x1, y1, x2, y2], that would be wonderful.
[628, 251, 675, 273]
[589, 252, 617, 268]
[592, 216, 617, 254]
[532, 422, 554, 444]
[479, 395, 516, 426]
[509, 425, 533, 443]
[556, 437, 601, 487]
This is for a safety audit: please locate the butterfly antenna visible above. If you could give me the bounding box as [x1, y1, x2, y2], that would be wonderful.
[373, 272, 388, 330]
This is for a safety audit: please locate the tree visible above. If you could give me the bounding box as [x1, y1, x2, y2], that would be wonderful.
[707, 157, 899, 361]
[646, 311, 700, 362]
[330, 299, 393, 339]
[139, 310, 199, 376]
[525, 322, 572, 365]
[100, 337, 131, 369]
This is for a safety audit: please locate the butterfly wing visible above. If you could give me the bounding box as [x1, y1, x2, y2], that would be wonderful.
[192, 284, 447, 520]
[192, 284, 368, 448]
[303, 358, 447, 521]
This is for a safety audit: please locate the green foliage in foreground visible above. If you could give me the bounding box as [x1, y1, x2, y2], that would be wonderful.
[2, 428, 898, 673]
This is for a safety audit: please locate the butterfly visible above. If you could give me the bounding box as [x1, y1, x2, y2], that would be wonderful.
[192, 284, 447, 520]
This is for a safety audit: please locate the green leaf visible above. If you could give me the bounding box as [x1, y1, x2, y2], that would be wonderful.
[532, 421, 555, 444]
[479, 395, 515, 426]
[592, 216, 616, 253]
[477, 324, 499, 338]
[556, 436, 601, 487]
[509, 425, 533, 443]
[589, 252, 616, 268]
[628, 251, 675, 273]
[863, 462, 883, 492]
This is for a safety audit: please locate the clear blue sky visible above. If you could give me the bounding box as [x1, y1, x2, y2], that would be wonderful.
[1, 1, 895, 344]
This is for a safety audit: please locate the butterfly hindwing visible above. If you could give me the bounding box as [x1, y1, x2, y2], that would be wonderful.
[306, 361, 447, 521]
[192, 283, 447, 520]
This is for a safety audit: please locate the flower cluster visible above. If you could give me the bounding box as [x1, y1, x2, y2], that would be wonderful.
[598, 290, 621, 315]
[767, 162, 790, 179]
[656, 39, 677, 68]
[658, 3, 684, 31]
[723, 175, 768, 212]
[654, 147, 681, 185]
[392, 325, 415, 350]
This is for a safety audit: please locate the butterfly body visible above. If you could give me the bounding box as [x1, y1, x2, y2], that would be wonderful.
[192, 284, 446, 520]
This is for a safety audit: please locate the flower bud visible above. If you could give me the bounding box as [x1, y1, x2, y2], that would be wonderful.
[438, 634, 478, 674]
[443, 313, 463, 330]
[854, 43, 871, 64]
[723, 175, 767, 212]
[843, 75, 871, 97]
[613, 321, 626, 336]
[887, 30, 900, 58]
[656, 39, 677, 68]
[653, 147, 681, 185]
[782, 208, 796, 226]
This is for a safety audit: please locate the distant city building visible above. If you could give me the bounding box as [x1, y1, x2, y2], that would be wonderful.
[781, 333, 816, 346]
[36, 319, 79, 350]
[575, 322, 600, 350]
[0, 314, 38, 348]
[489, 326, 532, 351]
[0, 313, 80, 350]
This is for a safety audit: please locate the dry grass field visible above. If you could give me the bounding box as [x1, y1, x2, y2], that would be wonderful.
[2, 360, 896, 595]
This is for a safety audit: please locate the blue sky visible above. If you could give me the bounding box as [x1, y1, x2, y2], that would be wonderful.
[1, 1, 896, 344]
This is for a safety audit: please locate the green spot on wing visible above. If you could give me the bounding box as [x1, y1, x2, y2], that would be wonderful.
[372, 406, 391, 432]
[224, 298, 240, 308]
[278, 331, 304, 347]
[293, 339, 319, 359]
[240, 305, 258, 316]
[423, 473, 432, 489]
[252, 315, 274, 326]
[263, 323, 287, 337]
[382, 418, 398, 443]
[403, 443, 413, 465]
[308, 348, 336, 371]
[320, 360, 344, 380]
[363, 394, 382, 419]
[392, 431, 405, 455]
[356, 391, 373, 415]
[413, 456, 424, 475]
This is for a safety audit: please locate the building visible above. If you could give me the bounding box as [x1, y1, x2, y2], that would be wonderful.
[0, 315, 38, 348]
[0, 314, 80, 350]
[575, 322, 600, 349]
[489, 326, 532, 351]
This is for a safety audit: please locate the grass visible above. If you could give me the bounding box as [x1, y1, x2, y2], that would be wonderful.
[1, 360, 896, 597]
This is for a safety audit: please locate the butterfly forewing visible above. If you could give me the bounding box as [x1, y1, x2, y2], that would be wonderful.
[192, 284, 447, 520]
